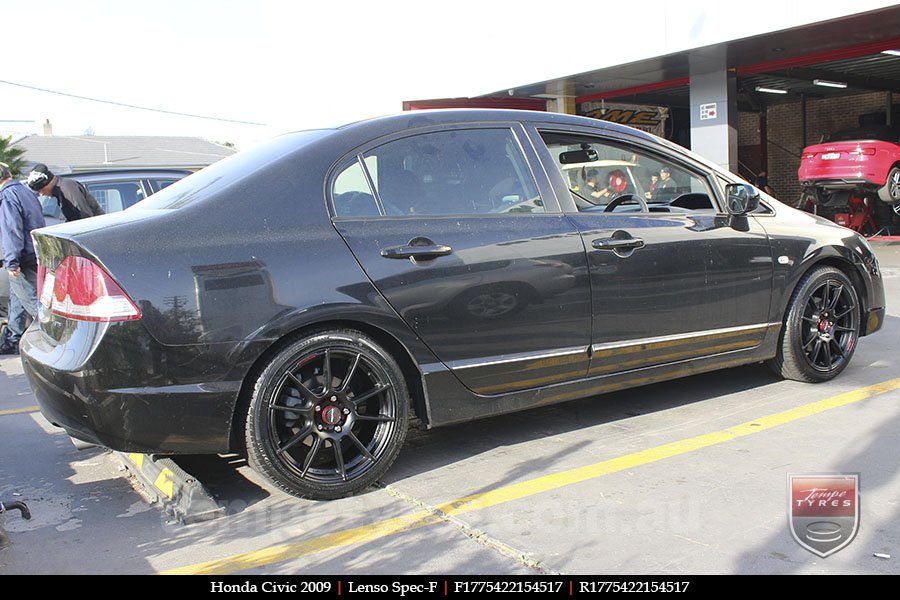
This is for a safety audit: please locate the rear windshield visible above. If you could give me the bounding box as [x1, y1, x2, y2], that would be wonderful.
[133, 130, 332, 210]
[826, 126, 900, 143]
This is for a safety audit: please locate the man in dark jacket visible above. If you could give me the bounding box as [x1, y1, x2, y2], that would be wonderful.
[0, 162, 46, 354]
[26, 163, 104, 221]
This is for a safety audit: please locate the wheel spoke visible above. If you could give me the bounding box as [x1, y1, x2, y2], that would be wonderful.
[351, 383, 392, 407]
[270, 403, 306, 413]
[835, 306, 855, 319]
[809, 339, 823, 365]
[820, 283, 830, 309]
[802, 334, 817, 350]
[286, 372, 318, 402]
[830, 338, 847, 359]
[827, 285, 844, 310]
[340, 353, 362, 393]
[322, 349, 332, 392]
[276, 426, 313, 455]
[800, 316, 817, 323]
[355, 413, 395, 423]
[333, 441, 347, 481]
[347, 431, 376, 462]
[823, 340, 833, 369]
[834, 325, 855, 333]
[300, 437, 323, 477]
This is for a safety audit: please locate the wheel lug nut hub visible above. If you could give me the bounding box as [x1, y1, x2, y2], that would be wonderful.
[335, 426, 342, 432]
[343, 408, 350, 414]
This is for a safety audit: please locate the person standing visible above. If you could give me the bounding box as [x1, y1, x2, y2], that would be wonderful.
[26, 163, 104, 221]
[0, 162, 46, 354]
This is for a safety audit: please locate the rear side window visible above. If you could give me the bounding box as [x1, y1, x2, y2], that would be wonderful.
[87, 181, 145, 212]
[361, 128, 543, 216]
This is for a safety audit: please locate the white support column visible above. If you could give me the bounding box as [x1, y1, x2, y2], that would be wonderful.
[689, 61, 739, 174]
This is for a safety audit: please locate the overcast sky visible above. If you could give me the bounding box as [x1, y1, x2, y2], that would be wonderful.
[0, 0, 894, 149]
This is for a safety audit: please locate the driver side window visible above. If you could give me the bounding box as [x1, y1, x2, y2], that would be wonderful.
[539, 132, 716, 214]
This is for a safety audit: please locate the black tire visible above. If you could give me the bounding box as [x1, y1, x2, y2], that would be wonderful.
[245, 328, 409, 500]
[768, 267, 860, 383]
[877, 165, 900, 203]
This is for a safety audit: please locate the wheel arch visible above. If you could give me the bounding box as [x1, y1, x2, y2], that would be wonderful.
[228, 319, 429, 453]
[781, 254, 869, 328]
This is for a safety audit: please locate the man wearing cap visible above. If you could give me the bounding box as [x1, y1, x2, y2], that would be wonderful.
[27, 163, 104, 222]
[651, 167, 677, 202]
[0, 162, 45, 354]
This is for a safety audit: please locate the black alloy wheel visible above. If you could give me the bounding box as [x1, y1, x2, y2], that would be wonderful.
[768, 267, 860, 383]
[245, 329, 408, 499]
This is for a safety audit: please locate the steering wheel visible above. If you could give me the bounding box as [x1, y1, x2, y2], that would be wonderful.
[604, 193, 649, 213]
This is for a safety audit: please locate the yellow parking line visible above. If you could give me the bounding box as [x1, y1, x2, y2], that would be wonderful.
[162, 376, 900, 575]
[0, 405, 39, 416]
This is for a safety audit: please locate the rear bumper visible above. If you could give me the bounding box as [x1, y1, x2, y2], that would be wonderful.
[20, 322, 244, 454]
[799, 178, 881, 191]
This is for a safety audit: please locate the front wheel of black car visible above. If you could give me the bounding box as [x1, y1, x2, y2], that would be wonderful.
[245, 328, 409, 499]
[768, 266, 860, 383]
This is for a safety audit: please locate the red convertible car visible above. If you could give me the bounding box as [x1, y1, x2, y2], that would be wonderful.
[799, 125, 900, 223]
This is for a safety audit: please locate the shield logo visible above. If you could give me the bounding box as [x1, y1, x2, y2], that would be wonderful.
[789, 473, 859, 557]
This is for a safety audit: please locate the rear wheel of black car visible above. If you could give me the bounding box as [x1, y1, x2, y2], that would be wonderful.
[768, 267, 860, 383]
[245, 328, 409, 499]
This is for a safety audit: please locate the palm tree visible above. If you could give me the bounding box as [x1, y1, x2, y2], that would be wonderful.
[0, 135, 26, 177]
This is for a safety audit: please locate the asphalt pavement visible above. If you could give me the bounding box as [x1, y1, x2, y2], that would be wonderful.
[2, 244, 899, 575]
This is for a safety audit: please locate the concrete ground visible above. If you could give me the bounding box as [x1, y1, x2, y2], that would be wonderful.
[2, 244, 899, 575]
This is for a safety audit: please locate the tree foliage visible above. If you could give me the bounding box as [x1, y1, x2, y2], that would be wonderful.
[0, 135, 26, 177]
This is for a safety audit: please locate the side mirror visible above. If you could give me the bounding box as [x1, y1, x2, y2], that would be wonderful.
[725, 183, 760, 215]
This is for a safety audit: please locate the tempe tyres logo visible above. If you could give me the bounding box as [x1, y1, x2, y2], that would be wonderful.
[789, 474, 859, 557]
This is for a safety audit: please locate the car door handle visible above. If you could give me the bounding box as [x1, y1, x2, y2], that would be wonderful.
[591, 237, 644, 251]
[380, 240, 453, 260]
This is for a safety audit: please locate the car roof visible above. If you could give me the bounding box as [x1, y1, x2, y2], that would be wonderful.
[62, 168, 193, 180]
[330, 109, 658, 143]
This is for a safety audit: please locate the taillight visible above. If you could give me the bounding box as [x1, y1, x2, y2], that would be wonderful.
[48, 256, 141, 322]
[803, 152, 817, 159]
[849, 147, 877, 156]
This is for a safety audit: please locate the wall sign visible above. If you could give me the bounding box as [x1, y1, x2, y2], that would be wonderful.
[579, 102, 669, 137]
[700, 102, 717, 121]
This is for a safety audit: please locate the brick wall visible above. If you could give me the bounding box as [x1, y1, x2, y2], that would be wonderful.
[762, 92, 893, 205]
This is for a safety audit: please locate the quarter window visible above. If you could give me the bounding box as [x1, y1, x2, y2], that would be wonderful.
[333, 158, 379, 217]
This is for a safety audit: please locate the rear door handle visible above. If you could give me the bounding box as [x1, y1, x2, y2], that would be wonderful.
[591, 237, 644, 251]
[380, 237, 453, 260]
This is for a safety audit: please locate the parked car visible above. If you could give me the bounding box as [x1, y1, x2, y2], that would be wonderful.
[798, 125, 900, 222]
[39, 169, 191, 225]
[21, 110, 884, 500]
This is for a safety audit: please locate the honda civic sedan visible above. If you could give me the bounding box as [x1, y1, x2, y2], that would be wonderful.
[21, 110, 885, 500]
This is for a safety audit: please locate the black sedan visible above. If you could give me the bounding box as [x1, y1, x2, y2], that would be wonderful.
[21, 110, 885, 500]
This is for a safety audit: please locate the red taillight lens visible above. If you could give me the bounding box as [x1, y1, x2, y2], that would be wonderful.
[849, 147, 877, 156]
[48, 256, 141, 322]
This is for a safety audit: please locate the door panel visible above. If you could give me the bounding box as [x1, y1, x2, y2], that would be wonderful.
[336, 217, 591, 394]
[532, 127, 773, 377]
[331, 125, 592, 395]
